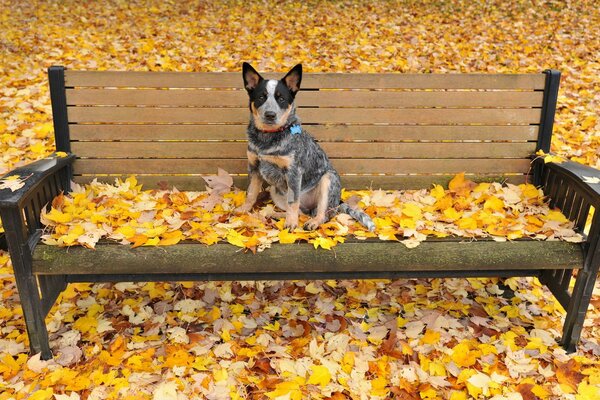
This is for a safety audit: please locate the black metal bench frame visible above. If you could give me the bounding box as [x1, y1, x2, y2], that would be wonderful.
[1, 68, 599, 360]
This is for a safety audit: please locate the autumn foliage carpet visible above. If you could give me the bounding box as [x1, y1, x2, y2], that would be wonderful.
[1, 0, 600, 399]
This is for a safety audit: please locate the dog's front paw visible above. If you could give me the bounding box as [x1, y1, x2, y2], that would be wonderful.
[303, 218, 323, 231]
[284, 221, 298, 231]
[284, 211, 299, 231]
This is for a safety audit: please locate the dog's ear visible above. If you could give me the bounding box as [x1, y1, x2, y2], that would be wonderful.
[243, 62, 263, 92]
[282, 64, 302, 95]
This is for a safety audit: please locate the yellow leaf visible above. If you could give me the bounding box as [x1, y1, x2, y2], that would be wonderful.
[443, 207, 462, 222]
[451, 342, 481, 367]
[207, 306, 221, 322]
[116, 225, 136, 238]
[143, 237, 160, 246]
[520, 183, 541, 199]
[278, 229, 299, 244]
[457, 217, 478, 230]
[129, 234, 148, 248]
[402, 202, 423, 219]
[226, 229, 246, 248]
[263, 321, 280, 331]
[307, 365, 331, 387]
[311, 236, 336, 250]
[213, 368, 228, 382]
[159, 230, 183, 246]
[266, 381, 303, 400]
[545, 210, 569, 223]
[449, 391, 467, 400]
[576, 381, 600, 400]
[370, 376, 389, 397]
[45, 209, 73, 224]
[473, 182, 491, 193]
[536, 150, 564, 164]
[73, 315, 98, 334]
[421, 329, 441, 345]
[580, 115, 596, 130]
[28, 388, 54, 400]
[430, 184, 445, 199]
[484, 196, 504, 212]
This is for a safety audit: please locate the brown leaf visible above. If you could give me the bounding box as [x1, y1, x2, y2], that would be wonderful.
[556, 359, 584, 392]
[202, 168, 233, 194]
[252, 357, 275, 374]
[516, 383, 539, 400]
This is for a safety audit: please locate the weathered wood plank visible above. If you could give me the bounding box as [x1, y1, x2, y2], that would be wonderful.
[66, 88, 544, 108]
[73, 158, 532, 175]
[69, 124, 539, 142]
[65, 71, 546, 90]
[68, 106, 541, 124]
[73, 174, 531, 190]
[32, 240, 583, 276]
[71, 141, 536, 159]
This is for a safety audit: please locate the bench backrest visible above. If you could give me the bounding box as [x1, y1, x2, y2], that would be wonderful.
[49, 67, 560, 190]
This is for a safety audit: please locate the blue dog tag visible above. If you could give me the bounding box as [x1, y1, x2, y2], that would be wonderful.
[289, 125, 302, 135]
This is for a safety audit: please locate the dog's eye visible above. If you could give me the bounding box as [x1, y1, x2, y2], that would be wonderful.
[277, 96, 285, 103]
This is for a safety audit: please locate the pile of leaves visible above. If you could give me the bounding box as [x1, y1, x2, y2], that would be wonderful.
[38, 172, 583, 252]
[0, 250, 600, 400]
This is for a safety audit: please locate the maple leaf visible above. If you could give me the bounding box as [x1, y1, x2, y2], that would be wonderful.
[0, 174, 31, 192]
[307, 365, 332, 387]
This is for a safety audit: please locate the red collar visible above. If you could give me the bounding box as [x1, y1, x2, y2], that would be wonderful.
[258, 122, 293, 133]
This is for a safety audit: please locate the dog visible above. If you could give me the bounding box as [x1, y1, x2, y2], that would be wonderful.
[234, 62, 375, 232]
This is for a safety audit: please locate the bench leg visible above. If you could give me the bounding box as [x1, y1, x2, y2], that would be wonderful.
[560, 267, 597, 353]
[13, 271, 53, 359]
[2, 206, 53, 360]
[560, 234, 600, 353]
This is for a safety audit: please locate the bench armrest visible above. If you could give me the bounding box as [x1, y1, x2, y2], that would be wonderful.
[542, 159, 600, 247]
[0, 153, 75, 207]
[0, 153, 75, 254]
[543, 160, 600, 208]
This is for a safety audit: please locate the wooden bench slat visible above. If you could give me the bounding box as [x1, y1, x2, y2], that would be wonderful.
[71, 141, 537, 159]
[70, 124, 540, 141]
[32, 240, 582, 276]
[68, 106, 542, 124]
[66, 88, 544, 108]
[73, 158, 532, 175]
[65, 71, 546, 90]
[73, 174, 531, 190]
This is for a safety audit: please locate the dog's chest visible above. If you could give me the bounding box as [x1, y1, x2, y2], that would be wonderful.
[255, 151, 293, 187]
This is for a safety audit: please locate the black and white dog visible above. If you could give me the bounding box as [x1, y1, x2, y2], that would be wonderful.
[235, 63, 375, 232]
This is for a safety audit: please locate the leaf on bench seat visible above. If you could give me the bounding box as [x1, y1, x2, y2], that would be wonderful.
[38, 173, 584, 252]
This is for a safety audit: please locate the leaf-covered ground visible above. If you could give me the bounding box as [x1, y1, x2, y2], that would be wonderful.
[1, 0, 600, 399]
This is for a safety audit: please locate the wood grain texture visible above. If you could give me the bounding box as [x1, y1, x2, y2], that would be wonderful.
[73, 158, 532, 175]
[68, 106, 541, 124]
[32, 240, 582, 276]
[66, 88, 544, 108]
[71, 141, 536, 159]
[69, 124, 539, 141]
[65, 71, 546, 90]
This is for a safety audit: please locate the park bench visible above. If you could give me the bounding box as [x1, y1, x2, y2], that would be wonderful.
[1, 66, 599, 360]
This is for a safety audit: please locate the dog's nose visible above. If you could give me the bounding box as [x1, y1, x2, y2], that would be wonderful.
[264, 111, 276, 121]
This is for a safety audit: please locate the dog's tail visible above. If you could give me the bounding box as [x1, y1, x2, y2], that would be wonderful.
[339, 203, 376, 232]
